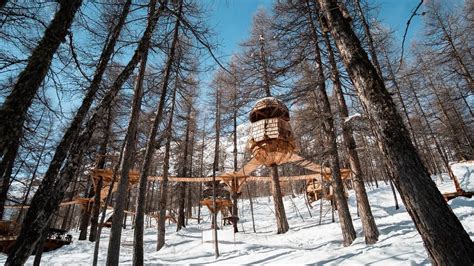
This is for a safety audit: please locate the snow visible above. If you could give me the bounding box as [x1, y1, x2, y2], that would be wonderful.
[433, 161, 474, 194]
[2, 178, 473, 265]
[450, 161, 474, 191]
[344, 113, 362, 123]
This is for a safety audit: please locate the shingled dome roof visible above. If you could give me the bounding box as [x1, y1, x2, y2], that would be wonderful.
[249, 97, 290, 123]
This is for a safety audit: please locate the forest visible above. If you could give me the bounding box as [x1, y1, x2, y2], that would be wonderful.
[0, 0, 473, 265]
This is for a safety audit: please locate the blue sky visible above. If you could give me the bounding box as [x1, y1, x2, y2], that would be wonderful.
[0, 1, 430, 118]
[204, 0, 426, 63]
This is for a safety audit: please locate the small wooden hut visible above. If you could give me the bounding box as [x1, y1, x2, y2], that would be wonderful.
[248, 97, 295, 166]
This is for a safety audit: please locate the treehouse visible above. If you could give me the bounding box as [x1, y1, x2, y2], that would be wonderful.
[201, 181, 230, 200]
[200, 181, 233, 227]
[0, 221, 72, 254]
[248, 97, 295, 166]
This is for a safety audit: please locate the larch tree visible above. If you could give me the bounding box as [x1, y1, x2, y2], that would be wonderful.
[150, 0, 183, 252]
[7, 0, 164, 263]
[220, 60, 247, 233]
[320, 13, 379, 245]
[239, 8, 289, 234]
[211, 85, 221, 258]
[0, 0, 82, 219]
[156, 74, 179, 252]
[105, 1, 166, 265]
[89, 106, 114, 242]
[316, 0, 474, 264]
[300, 0, 356, 246]
[424, 0, 473, 91]
[176, 94, 195, 231]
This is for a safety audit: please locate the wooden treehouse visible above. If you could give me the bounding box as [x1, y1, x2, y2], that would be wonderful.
[249, 97, 295, 166]
[199, 181, 234, 227]
[0, 221, 72, 254]
[76, 101, 354, 233]
[305, 175, 351, 204]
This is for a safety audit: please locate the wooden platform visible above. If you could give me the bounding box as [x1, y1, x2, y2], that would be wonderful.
[199, 199, 233, 214]
[0, 226, 72, 254]
[443, 190, 474, 201]
[0, 237, 72, 254]
[90, 168, 140, 185]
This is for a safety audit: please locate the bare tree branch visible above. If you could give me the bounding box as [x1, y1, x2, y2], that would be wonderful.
[398, 0, 424, 71]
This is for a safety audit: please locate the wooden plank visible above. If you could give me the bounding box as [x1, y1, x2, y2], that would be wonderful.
[147, 176, 214, 182]
[287, 154, 332, 174]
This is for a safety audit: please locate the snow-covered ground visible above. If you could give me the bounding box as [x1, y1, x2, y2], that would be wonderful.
[433, 161, 474, 194]
[2, 176, 473, 265]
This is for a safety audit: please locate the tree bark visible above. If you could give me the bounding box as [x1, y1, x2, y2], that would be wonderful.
[322, 29, 378, 244]
[78, 179, 94, 240]
[4, 2, 133, 263]
[317, 0, 474, 263]
[177, 102, 193, 231]
[270, 165, 289, 234]
[212, 90, 221, 258]
[90, 107, 113, 242]
[231, 109, 239, 233]
[156, 81, 178, 252]
[133, 0, 180, 257]
[107, 28, 151, 266]
[306, 0, 356, 246]
[0, 0, 82, 220]
[354, 0, 383, 77]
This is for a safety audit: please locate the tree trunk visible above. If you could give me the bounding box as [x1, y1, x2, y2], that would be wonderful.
[16, 124, 52, 224]
[231, 109, 239, 233]
[78, 178, 94, 240]
[185, 126, 196, 225]
[322, 29, 378, 244]
[306, 1, 356, 246]
[317, 0, 474, 263]
[156, 84, 178, 252]
[89, 175, 103, 242]
[4, 2, 133, 263]
[0, 0, 82, 220]
[270, 165, 289, 234]
[354, 0, 383, 77]
[245, 182, 256, 233]
[212, 90, 221, 258]
[107, 30, 152, 266]
[177, 102, 192, 231]
[134, 0, 180, 257]
[90, 107, 113, 242]
[197, 116, 207, 225]
[32, 220, 51, 266]
[408, 80, 459, 185]
[92, 146, 126, 266]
